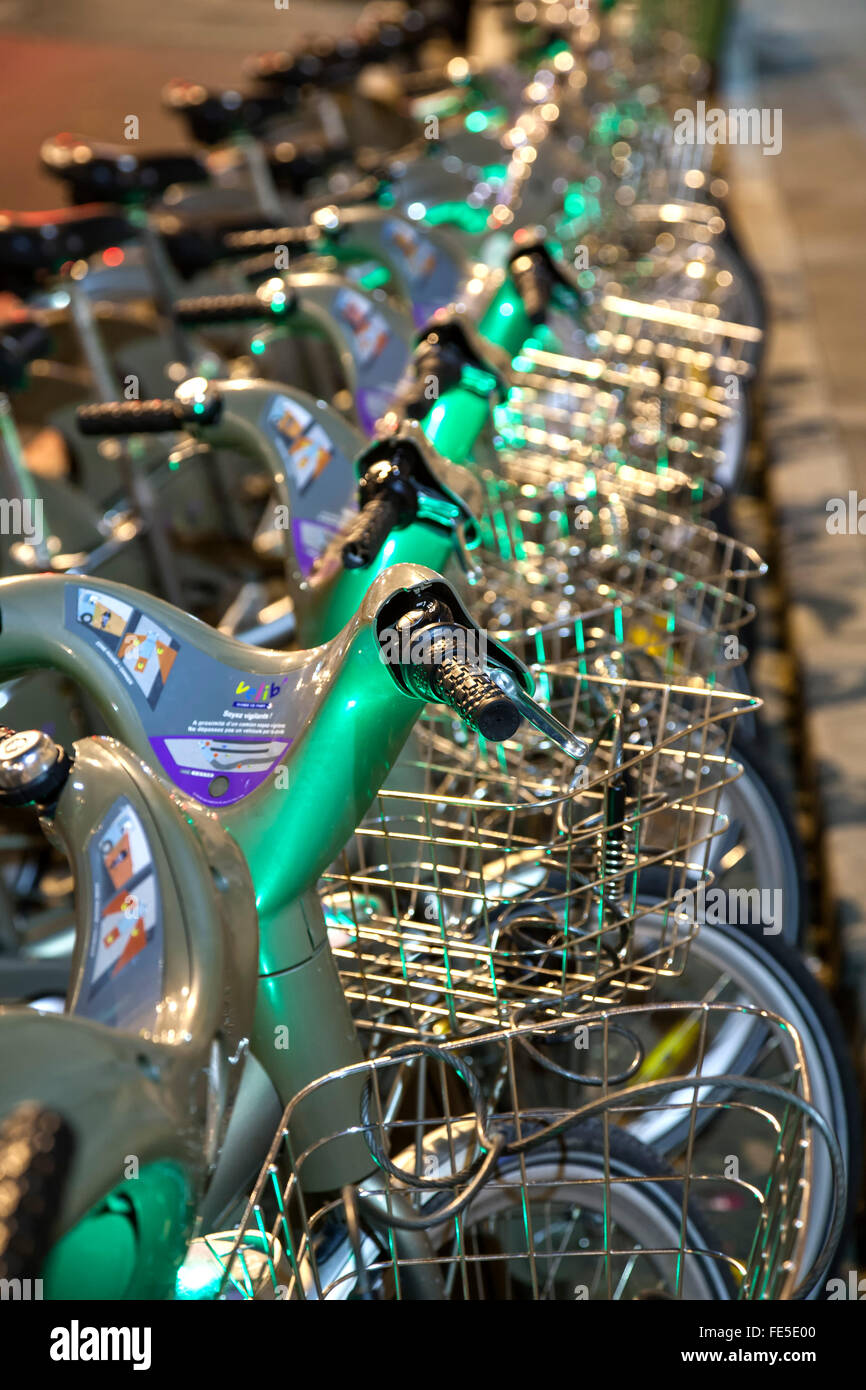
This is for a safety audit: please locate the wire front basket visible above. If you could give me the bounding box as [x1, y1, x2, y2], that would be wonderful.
[323, 669, 757, 1044]
[478, 431, 724, 518]
[209, 1003, 843, 1301]
[494, 283, 757, 491]
[468, 469, 762, 681]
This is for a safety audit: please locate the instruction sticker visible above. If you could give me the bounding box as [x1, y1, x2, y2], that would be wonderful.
[259, 391, 359, 576]
[66, 587, 315, 807]
[382, 219, 437, 285]
[381, 218, 462, 327]
[266, 395, 334, 494]
[76, 590, 179, 709]
[334, 287, 391, 366]
[76, 798, 164, 1032]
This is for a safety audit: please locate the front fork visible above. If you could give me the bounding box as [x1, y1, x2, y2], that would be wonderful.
[253, 889, 374, 1192]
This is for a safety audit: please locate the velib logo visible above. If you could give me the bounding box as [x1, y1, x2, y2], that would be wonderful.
[233, 675, 287, 708]
[50, 1320, 152, 1371]
[673, 101, 782, 156]
[0, 496, 44, 545]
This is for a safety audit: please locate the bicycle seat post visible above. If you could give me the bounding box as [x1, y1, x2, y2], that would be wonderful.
[65, 272, 185, 606]
[234, 130, 284, 222]
[0, 393, 54, 571]
[125, 208, 196, 370]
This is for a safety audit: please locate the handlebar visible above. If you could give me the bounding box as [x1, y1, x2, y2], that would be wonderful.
[507, 242, 585, 325]
[425, 652, 521, 742]
[162, 81, 293, 147]
[76, 391, 222, 435]
[341, 455, 419, 569]
[221, 225, 318, 256]
[510, 250, 556, 325]
[0, 1103, 75, 1282]
[380, 592, 522, 742]
[342, 492, 406, 570]
[173, 287, 295, 325]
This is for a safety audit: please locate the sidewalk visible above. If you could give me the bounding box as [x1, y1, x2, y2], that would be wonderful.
[723, 0, 866, 1011]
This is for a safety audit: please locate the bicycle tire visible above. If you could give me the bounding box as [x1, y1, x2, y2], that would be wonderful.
[325, 1118, 737, 1301]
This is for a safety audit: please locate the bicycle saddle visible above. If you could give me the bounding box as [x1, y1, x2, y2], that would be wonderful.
[0, 728, 259, 1297]
[162, 81, 292, 147]
[244, 4, 466, 89]
[152, 206, 293, 279]
[40, 133, 209, 207]
[0, 204, 136, 291]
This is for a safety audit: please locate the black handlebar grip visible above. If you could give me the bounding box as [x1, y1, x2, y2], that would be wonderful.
[238, 252, 294, 285]
[222, 225, 317, 256]
[267, 140, 353, 194]
[510, 252, 555, 325]
[173, 293, 282, 325]
[429, 659, 521, 742]
[402, 336, 467, 420]
[0, 1103, 75, 1282]
[162, 81, 291, 146]
[77, 394, 221, 436]
[341, 493, 402, 569]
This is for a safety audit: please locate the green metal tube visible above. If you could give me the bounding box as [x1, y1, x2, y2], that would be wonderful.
[477, 280, 535, 358]
[296, 519, 455, 647]
[422, 385, 492, 464]
[254, 902, 373, 1192]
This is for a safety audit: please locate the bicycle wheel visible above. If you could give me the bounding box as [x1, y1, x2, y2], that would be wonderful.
[415, 1119, 736, 1301]
[501, 919, 857, 1285]
[623, 921, 858, 1273]
[296, 1120, 734, 1301]
[703, 738, 806, 944]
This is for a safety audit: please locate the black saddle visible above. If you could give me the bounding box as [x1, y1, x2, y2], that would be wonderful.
[162, 80, 292, 147]
[0, 204, 136, 292]
[41, 132, 208, 206]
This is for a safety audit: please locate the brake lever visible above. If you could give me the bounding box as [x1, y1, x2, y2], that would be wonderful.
[454, 520, 483, 586]
[486, 668, 591, 765]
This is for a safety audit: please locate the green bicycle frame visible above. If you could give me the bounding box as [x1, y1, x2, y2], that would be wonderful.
[0, 563, 529, 1190]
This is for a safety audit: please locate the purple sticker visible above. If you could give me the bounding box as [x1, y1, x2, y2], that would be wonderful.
[150, 735, 291, 808]
[411, 299, 443, 330]
[291, 517, 341, 577]
[356, 385, 401, 436]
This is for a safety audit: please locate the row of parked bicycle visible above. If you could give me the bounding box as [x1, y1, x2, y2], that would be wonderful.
[0, 0, 857, 1301]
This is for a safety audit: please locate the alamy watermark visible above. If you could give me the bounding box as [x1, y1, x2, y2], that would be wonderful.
[826, 491, 866, 534]
[0, 497, 44, 546]
[674, 884, 783, 935]
[0, 1276, 42, 1300]
[673, 101, 782, 157]
[377, 624, 488, 671]
[50, 1321, 151, 1370]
